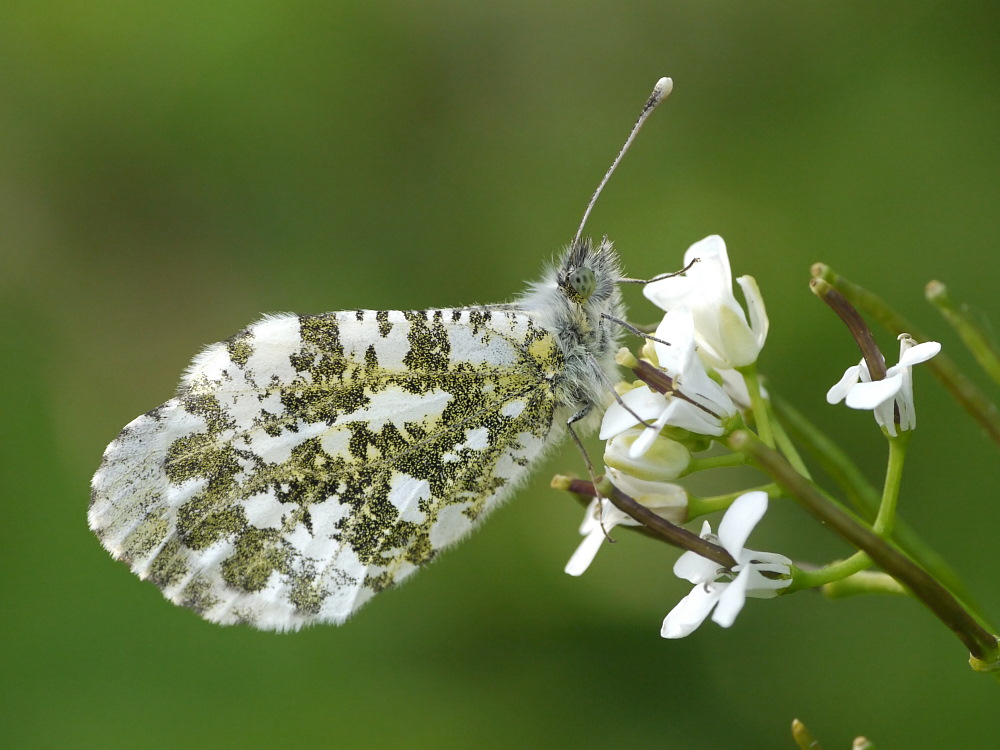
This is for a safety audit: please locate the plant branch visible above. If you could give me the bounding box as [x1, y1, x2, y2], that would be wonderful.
[559, 477, 737, 568]
[729, 429, 998, 662]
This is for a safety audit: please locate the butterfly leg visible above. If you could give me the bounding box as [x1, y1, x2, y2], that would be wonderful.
[566, 410, 618, 542]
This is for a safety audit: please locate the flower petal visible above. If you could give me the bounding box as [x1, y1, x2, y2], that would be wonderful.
[717, 367, 752, 410]
[653, 310, 736, 429]
[576, 498, 601, 535]
[651, 307, 697, 367]
[605, 431, 691, 482]
[599, 386, 667, 439]
[658, 398, 727, 437]
[844, 375, 903, 410]
[661, 583, 723, 638]
[712, 567, 751, 627]
[741, 551, 794, 598]
[642, 273, 697, 313]
[683, 235, 732, 299]
[826, 364, 862, 404]
[564, 527, 607, 576]
[717, 491, 768, 559]
[895, 369, 917, 432]
[713, 304, 759, 368]
[897, 340, 941, 367]
[629, 420, 667, 458]
[673, 546, 720, 584]
[565, 499, 636, 576]
[736, 274, 769, 351]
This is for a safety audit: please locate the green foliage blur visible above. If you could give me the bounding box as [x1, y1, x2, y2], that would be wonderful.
[2, 3, 998, 748]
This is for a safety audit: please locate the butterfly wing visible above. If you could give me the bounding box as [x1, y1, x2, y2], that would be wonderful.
[90, 309, 566, 630]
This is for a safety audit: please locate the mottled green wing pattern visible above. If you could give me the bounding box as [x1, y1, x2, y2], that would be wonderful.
[89, 308, 567, 630]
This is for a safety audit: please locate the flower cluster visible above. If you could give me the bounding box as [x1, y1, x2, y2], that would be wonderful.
[565, 235, 791, 636]
[598, 235, 766, 460]
[562, 234, 943, 641]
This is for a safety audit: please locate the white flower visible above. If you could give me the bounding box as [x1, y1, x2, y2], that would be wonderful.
[564, 498, 637, 577]
[661, 491, 791, 638]
[564, 468, 687, 577]
[826, 334, 941, 437]
[599, 308, 737, 450]
[643, 235, 769, 369]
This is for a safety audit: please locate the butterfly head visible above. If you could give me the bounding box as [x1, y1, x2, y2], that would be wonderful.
[556, 237, 622, 310]
[563, 265, 597, 304]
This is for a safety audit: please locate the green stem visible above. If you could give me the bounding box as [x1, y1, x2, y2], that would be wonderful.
[686, 483, 781, 517]
[926, 280, 1000, 386]
[823, 571, 907, 599]
[764, 397, 811, 478]
[791, 433, 909, 595]
[739, 364, 775, 447]
[874, 432, 909, 536]
[814, 263, 1000, 450]
[772, 396, 987, 621]
[682, 452, 748, 474]
[788, 551, 872, 591]
[729, 429, 999, 663]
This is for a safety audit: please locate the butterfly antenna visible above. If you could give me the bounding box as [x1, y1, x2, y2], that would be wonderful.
[571, 76, 673, 248]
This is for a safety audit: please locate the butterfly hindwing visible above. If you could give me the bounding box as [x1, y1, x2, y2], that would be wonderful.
[90, 308, 568, 630]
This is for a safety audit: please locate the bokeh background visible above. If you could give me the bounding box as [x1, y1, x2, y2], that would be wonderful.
[3, 2, 998, 748]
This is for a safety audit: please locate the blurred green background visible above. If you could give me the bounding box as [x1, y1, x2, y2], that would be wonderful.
[2, 2, 998, 748]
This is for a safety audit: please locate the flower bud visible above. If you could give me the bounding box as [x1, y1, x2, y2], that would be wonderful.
[604, 428, 691, 481]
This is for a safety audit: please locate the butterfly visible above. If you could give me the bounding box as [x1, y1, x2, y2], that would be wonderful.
[89, 77, 672, 630]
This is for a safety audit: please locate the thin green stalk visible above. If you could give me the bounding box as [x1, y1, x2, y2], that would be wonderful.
[789, 551, 872, 591]
[739, 364, 774, 447]
[764, 397, 811, 478]
[682, 452, 747, 474]
[792, 434, 907, 593]
[686, 482, 781, 517]
[926, 280, 1000, 385]
[874, 432, 909, 536]
[772, 396, 879, 516]
[823, 571, 907, 599]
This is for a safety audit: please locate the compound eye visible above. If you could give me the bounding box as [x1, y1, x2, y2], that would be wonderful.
[567, 267, 597, 301]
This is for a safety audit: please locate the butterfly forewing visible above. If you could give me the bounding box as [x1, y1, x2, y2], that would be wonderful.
[90, 308, 567, 630]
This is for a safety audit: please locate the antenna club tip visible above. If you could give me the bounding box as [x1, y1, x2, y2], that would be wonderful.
[653, 77, 673, 100]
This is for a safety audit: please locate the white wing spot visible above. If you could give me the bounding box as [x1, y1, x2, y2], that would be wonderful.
[429, 503, 475, 549]
[501, 400, 526, 419]
[463, 426, 490, 451]
[343, 386, 451, 431]
[245, 316, 303, 384]
[242, 420, 329, 464]
[242, 492, 286, 529]
[387, 474, 430, 524]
